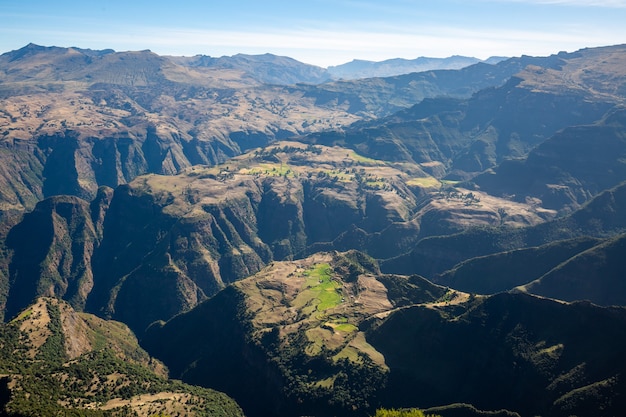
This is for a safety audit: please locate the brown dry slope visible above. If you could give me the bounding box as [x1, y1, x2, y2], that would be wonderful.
[0, 45, 363, 211]
[143, 250, 450, 416]
[2, 297, 243, 416]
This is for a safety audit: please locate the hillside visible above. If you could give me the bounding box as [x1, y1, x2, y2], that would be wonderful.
[142, 251, 451, 416]
[2, 42, 626, 417]
[368, 292, 626, 417]
[1, 142, 552, 330]
[143, 254, 626, 417]
[0, 297, 243, 416]
[0, 44, 360, 209]
[516, 232, 626, 306]
[0, 44, 588, 213]
[434, 236, 601, 294]
[383, 179, 626, 280]
[473, 107, 626, 214]
[432, 227, 626, 305]
[304, 45, 626, 184]
[326, 55, 488, 79]
[170, 52, 331, 85]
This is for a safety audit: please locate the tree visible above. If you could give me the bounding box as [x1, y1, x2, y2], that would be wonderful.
[373, 409, 441, 417]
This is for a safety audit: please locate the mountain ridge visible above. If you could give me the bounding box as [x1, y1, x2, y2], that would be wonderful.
[1, 141, 563, 331]
[0, 43, 539, 213]
[2, 42, 626, 417]
[0, 296, 244, 416]
[326, 55, 506, 79]
[143, 255, 626, 417]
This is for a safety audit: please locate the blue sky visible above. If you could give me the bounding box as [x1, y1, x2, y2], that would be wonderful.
[1, 0, 625, 67]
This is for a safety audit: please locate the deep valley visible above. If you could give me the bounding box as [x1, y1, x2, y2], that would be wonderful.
[0, 42, 626, 417]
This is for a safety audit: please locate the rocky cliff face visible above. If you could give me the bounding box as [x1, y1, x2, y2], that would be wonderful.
[143, 253, 626, 417]
[305, 46, 626, 182]
[474, 108, 626, 214]
[367, 292, 626, 417]
[4, 143, 430, 332]
[34, 124, 245, 203]
[3, 138, 586, 331]
[4, 44, 615, 215]
[4, 194, 107, 320]
[0, 45, 363, 213]
[86, 145, 426, 332]
[142, 251, 447, 417]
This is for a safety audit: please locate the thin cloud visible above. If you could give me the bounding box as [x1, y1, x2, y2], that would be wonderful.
[1, 2, 625, 67]
[488, 0, 626, 7]
[16, 24, 618, 66]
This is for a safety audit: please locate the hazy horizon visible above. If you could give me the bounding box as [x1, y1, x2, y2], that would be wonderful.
[1, 0, 626, 68]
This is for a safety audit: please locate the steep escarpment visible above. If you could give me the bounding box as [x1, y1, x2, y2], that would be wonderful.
[144, 256, 626, 417]
[85, 144, 425, 332]
[368, 292, 626, 417]
[304, 45, 626, 183]
[434, 236, 602, 294]
[304, 79, 614, 180]
[0, 45, 361, 212]
[4, 194, 108, 321]
[2, 43, 626, 417]
[0, 297, 243, 416]
[0, 42, 534, 215]
[0, 141, 45, 212]
[33, 123, 246, 203]
[142, 285, 266, 413]
[474, 108, 626, 214]
[517, 232, 626, 306]
[4, 139, 594, 332]
[4, 143, 443, 332]
[383, 179, 626, 280]
[143, 251, 448, 417]
[3, 44, 625, 216]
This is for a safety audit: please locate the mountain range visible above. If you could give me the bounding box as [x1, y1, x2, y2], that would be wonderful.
[326, 55, 507, 79]
[171, 52, 506, 83]
[1, 42, 626, 416]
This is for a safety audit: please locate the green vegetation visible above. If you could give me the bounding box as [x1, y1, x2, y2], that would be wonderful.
[349, 151, 385, 166]
[36, 302, 66, 364]
[5, 41, 626, 417]
[12, 307, 32, 322]
[437, 188, 481, 206]
[324, 169, 354, 182]
[230, 257, 392, 415]
[373, 409, 442, 417]
[328, 318, 358, 333]
[254, 144, 323, 159]
[240, 162, 295, 177]
[6, 347, 241, 416]
[0, 299, 243, 417]
[300, 263, 343, 312]
[406, 176, 440, 188]
[332, 250, 380, 282]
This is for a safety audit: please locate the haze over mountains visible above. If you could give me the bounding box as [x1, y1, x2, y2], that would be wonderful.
[1, 42, 626, 416]
[170, 52, 507, 83]
[326, 55, 507, 79]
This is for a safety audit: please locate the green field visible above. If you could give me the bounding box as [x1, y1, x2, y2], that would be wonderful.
[12, 308, 32, 322]
[365, 179, 386, 189]
[240, 162, 295, 177]
[349, 151, 385, 166]
[299, 263, 343, 312]
[407, 176, 441, 188]
[331, 322, 358, 333]
[326, 169, 355, 182]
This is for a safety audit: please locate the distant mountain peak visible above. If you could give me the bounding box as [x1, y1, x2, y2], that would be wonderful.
[327, 55, 504, 79]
